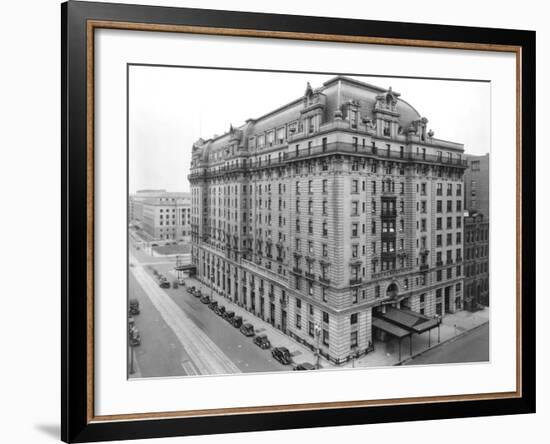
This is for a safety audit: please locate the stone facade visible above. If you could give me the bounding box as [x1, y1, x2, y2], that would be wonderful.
[188, 76, 467, 364]
[130, 190, 192, 242]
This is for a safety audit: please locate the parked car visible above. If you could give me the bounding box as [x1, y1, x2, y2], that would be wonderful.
[271, 347, 292, 365]
[129, 327, 141, 347]
[253, 334, 271, 349]
[215, 305, 226, 316]
[128, 316, 135, 329]
[293, 362, 316, 371]
[240, 323, 255, 337]
[224, 311, 235, 322]
[129, 299, 140, 315]
[194, 289, 202, 298]
[208, 301, 218, 311]
[200, 295, 211, 304]
[231, 316, 243, 328]
[159, 280, 170, 289]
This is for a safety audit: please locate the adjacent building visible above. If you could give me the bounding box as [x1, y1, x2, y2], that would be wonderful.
[464, 154, 489, 219]
[189, 76, 467, 364]
[463, 211, 489, 310]
[130, 190, 192, 242]
[463, 153, 490, 310]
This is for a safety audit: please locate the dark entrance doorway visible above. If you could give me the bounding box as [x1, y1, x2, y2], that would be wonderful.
[281, 310, 287, 333]
[270, 303, 275, 326]
[387, 282, 398, 298]
[444, 286, 450, 313]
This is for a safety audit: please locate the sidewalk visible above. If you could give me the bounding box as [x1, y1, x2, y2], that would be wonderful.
[183, 276, 332, 369]
[340, 307, 490, 368]
[176, 272, 490, 370]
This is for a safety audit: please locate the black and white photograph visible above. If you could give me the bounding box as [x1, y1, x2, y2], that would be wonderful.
[127, 67, 490, 378]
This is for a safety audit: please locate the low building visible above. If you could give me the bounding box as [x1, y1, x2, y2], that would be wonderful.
[130, 190, 192, 242]
[463, 210, 489, 310]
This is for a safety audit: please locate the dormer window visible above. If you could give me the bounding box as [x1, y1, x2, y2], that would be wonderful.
[267, 131, 274, 146]
[276, 127, 286, 144]
[383, 120, 391, 136]
[350, 110, 357, 129]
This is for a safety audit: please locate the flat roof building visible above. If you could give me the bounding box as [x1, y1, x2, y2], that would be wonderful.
[130, 190, 192, 242]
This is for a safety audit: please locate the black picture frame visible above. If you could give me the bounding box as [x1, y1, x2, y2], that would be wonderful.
[61, 1, 536, 442]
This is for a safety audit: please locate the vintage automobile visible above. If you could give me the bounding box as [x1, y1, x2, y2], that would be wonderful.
[239, 323, 255, 337]
[194, 289, 202, 298]
[215, 305, 226, 316]
[129, 299, 140, 315]
[231, 315, 243, 328]
[208, 301, 218, 311]
[293, 362, 316, 371]
[253, 334, 271, 349]
[271, 347, 292, 365]
[223, 311, 235, 322]
[129, 327, 141, 347]
[159, 279, 170, 289]
[200, 295, 211, 304]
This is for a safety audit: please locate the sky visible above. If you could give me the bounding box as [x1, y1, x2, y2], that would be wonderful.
[129, 67, 490, 193]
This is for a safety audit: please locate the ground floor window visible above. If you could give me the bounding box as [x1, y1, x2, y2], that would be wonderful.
[350, 331, 358, 348]
[322, 329, 329, 346]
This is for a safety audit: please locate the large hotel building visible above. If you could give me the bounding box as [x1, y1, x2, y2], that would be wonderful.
[189, 76, 467, 364]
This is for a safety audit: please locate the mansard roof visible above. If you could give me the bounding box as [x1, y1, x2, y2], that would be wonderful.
[193, 75, 426, 157]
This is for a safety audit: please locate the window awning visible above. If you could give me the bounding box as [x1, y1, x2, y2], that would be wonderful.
[372, 317, 411, 339]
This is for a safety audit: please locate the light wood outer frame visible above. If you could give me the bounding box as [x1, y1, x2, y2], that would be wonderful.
[62, 1, 536, 442]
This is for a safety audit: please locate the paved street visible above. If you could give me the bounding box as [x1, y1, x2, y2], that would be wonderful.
[404, 322, 489, 366]
[128, 231, 490, 377]
[128, 242, 288, 378]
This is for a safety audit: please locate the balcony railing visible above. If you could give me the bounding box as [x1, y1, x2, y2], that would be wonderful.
[420, 263, 429, 271]
[292, 267, 303, 275]
[350, 278, 362, 286]
[305, 271, 315, 280]
[188, 141, 468, 180]
[319, 276, 330, 285]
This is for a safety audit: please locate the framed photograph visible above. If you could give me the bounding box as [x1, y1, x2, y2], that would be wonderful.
[61, 1, 536, 442]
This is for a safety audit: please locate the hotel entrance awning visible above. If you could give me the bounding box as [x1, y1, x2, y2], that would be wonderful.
[378, 307, 441, 334]
[372, 317, 410, 339]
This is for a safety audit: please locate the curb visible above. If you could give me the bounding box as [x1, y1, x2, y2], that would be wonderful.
[395, 320, 489, 365]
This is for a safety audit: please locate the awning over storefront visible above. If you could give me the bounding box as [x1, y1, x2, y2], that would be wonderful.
[372, 317, 411, 339]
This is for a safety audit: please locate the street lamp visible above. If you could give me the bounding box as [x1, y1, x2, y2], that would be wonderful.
[314, 322, 322, 369]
